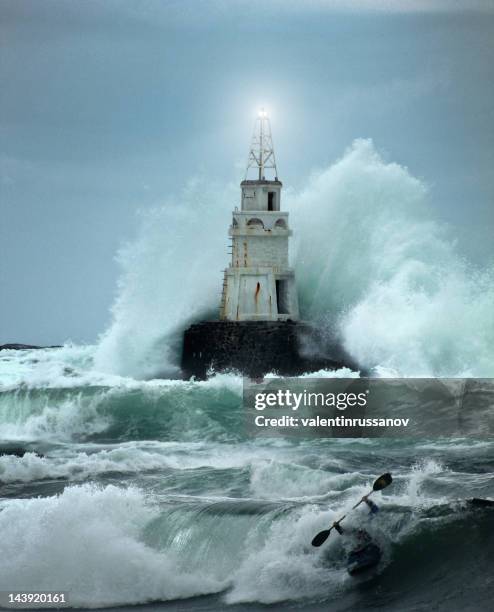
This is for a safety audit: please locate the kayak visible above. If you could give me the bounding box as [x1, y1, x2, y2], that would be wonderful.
[347, 542, 381, 575]
[467, 498, 494, 508]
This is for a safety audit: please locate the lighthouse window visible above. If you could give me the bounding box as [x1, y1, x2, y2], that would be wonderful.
[276, 280, 289, 314]
[274, 218, 287, 229]
[247, 218, 264, 228]
[268, 191, 275, 211]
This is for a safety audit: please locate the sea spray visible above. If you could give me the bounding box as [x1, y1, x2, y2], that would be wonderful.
[94, 178, 236, 379]
[94, 139, 494, 379]
[290, 139, 494, 377]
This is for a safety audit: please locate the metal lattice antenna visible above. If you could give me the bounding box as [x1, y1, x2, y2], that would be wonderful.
[245, 108, 278, 180]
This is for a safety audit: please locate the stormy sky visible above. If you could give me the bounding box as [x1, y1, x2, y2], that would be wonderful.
[1, 0, 493, 345]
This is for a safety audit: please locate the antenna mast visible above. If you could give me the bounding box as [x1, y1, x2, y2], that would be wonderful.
[245, 108, 278, 180]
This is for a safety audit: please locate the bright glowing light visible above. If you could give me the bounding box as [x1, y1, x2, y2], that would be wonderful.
[258, 108, 267, 118]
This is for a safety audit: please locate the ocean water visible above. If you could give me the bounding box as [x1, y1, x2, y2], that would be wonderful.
[1, 141, 493, 610]
[0, 347, 493, 611]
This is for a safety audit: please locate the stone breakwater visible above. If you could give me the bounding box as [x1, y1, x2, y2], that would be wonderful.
[181, 320, 359, 379]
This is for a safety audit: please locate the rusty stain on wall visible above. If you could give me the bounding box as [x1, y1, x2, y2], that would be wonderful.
[254, 281, 260, 313]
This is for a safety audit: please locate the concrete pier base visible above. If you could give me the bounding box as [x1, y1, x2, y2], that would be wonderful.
[181, 320, 358, 379]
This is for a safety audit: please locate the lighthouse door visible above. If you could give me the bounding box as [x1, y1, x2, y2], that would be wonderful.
[239, 275, 270, 317]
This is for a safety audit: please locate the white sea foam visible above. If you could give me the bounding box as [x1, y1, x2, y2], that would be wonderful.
[0, 384, 115, 442]
[0, 484, 223, 608]
[404, 458, 447, 505]
[0, 456, 476, 607]
[0, 372, 243, 445]
[226, 507, 346, 604]
[264, 367, 359, 379]
[0, 442, 287, 484]
[0, 481, 346, 607]
[290, 139, 494, 377]
[0, 344, 245, 392]
[249, 460, 355, 500]
[0, 448, 176, 483]
[0, 344, 102, 391]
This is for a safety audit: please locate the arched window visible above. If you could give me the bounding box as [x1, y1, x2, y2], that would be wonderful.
[232, 218, 239, 228]
[274, 218, 287, 229]
[246, 218, 264, 228]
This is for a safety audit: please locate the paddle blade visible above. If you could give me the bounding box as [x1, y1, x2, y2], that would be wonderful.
[373, 473, 392, 491]
[312, 529, 331, 547]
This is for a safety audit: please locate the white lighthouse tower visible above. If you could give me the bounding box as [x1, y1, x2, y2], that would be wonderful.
[220, 110, 299, 321]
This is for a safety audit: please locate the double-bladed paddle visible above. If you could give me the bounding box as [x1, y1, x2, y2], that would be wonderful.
[311, 472, 392, 547]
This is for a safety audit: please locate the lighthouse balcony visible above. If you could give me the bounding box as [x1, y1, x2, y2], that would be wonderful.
[225, 265, 295, 275]
[230, 211, 291, 234]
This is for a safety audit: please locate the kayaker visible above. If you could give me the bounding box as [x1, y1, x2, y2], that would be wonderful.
[332, 497, 379, 545]
[332, 497, 382, 574]
[311, 474, 392, 575]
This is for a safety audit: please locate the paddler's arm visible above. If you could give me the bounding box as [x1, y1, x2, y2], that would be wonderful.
[362, 496, 379, 514]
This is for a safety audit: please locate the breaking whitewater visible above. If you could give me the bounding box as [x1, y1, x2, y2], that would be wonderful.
[1, 140, 493, 611]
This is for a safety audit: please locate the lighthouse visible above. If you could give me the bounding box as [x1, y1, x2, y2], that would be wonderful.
[181, 111, 355, 379]
[220, 109, 299, 322]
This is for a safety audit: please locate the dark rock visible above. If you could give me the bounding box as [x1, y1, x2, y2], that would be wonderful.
[181, 320, 360, 379]
[0, 343, 61, 351]
[0, 447, 44, 458]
